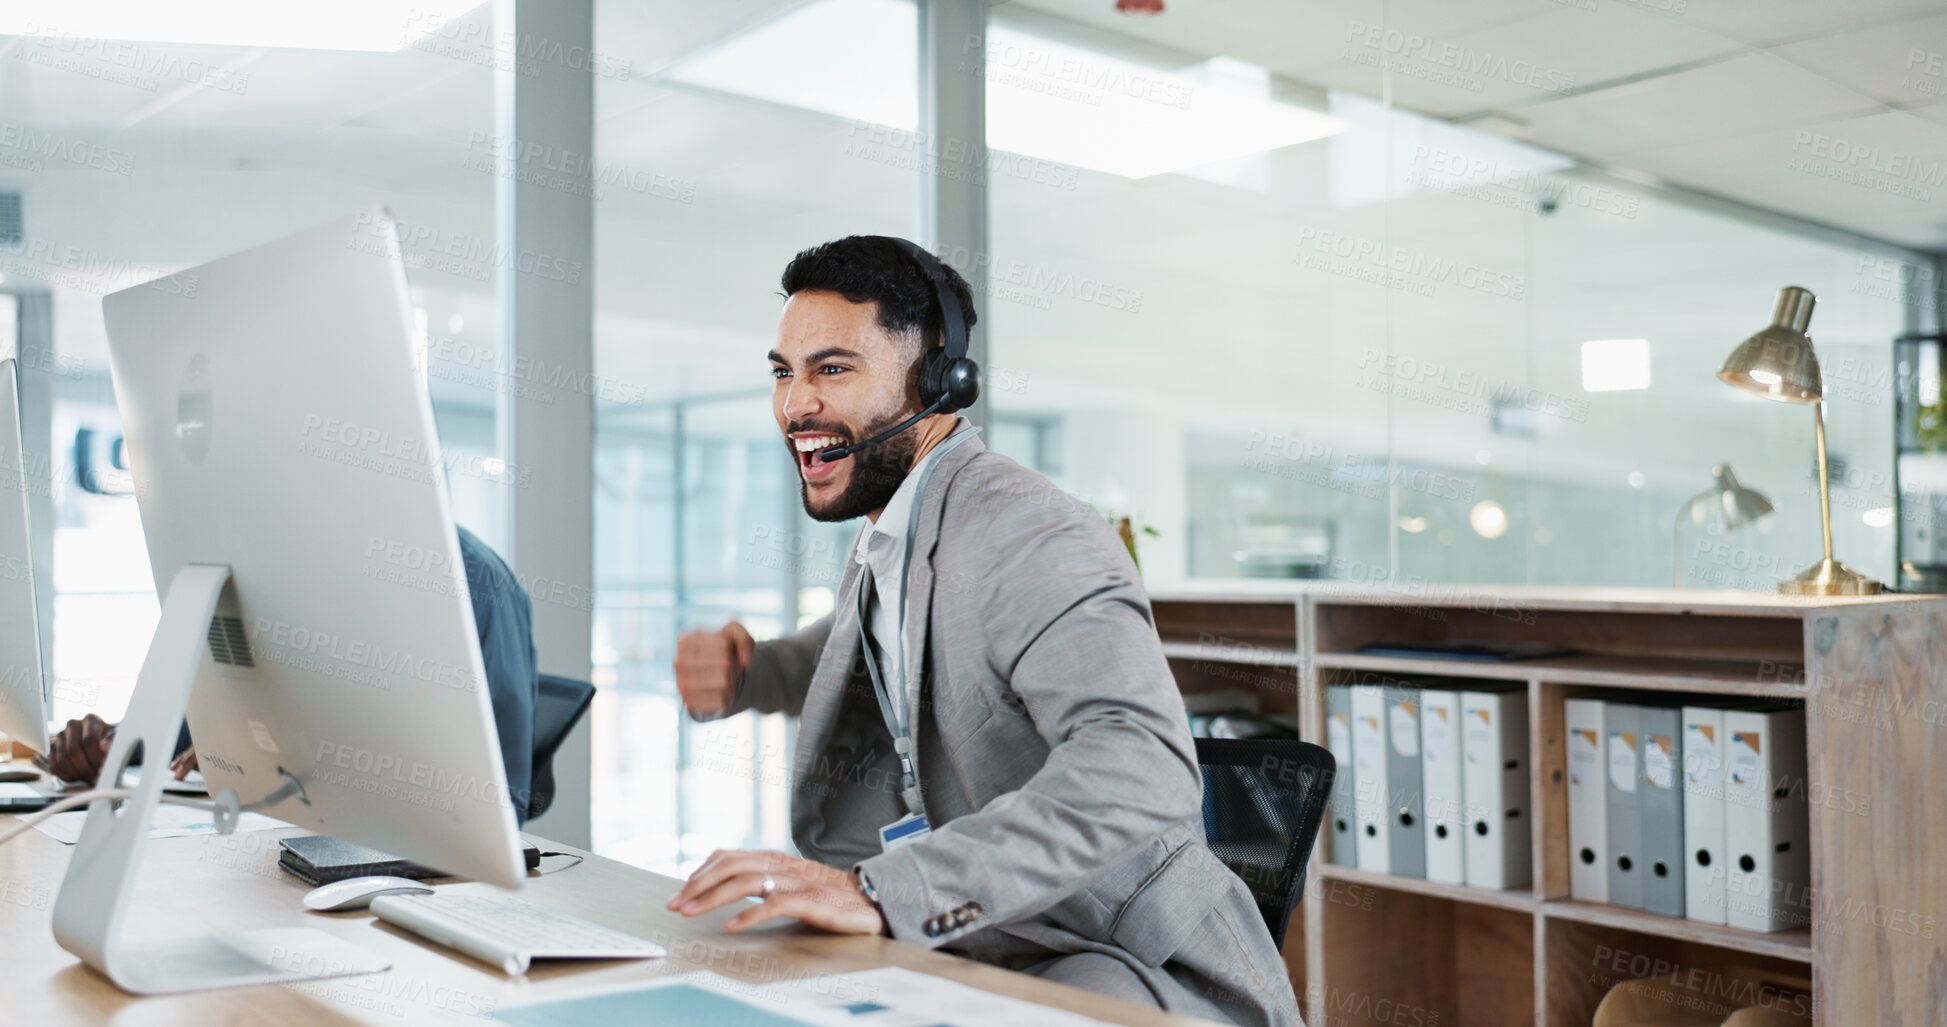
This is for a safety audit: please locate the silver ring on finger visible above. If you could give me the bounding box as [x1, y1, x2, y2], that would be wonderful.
[759, 873, 776, 900]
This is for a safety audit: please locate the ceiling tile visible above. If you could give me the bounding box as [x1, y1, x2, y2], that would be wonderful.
[598, 0, 802, 75]
[1010, 0, 1557, 83]
[0, 35, 215, 127]
[1613, 107, 1947, 248]
[1912, 97, 1947, 125]
[1515, 50, 1879, 160]
[1304, 2, 1746, 119]
[1775, 11, 1947, 106]
[1012, 0, 1353, 82]
[134, 49, 473, 133]
[1679, 0, 1946, 47]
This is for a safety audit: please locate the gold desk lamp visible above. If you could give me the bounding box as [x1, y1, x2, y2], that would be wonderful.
[1673, 464, 1772, 587]
[1716, 286, 1882, 595]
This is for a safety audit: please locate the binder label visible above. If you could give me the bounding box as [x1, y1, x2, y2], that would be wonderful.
[1354, 715, 1384, 772]
[1644, 734, 1675, 789]
[1609, 731, 1637, 792]
[1463, 708, 1493, 763]
[1569, 728, 1599, 787]
[1423, 705, 1453, 763]
[1730, 731, 1762, 787]
[1683, 722, 1719, 786]
[1328, 712, 1350, 758]
[1389, 701, 1420, 757]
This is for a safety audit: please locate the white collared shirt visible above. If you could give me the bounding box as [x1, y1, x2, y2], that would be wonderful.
[852, 435, 956, 693]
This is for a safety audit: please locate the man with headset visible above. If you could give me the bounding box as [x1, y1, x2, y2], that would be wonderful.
[668, 236, 1299, 1027]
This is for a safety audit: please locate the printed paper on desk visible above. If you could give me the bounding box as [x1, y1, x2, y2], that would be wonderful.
[766, 966, 1118, 1027]
[493, 969, 1120, 1027]
[34, 804, 284, 845]
[493, 972, 850, 1027]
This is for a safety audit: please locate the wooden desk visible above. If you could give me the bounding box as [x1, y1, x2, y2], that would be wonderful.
[0, 822, 1217, 1026]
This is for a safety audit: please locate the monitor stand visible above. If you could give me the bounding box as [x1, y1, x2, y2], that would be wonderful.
[50, 564, 391, 994]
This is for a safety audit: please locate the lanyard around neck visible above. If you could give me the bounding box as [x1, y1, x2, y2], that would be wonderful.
[854, 425, 977, 816]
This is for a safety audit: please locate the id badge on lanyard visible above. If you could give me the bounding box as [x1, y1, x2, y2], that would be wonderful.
[860, 427, 977, 854]
[879, 811, 931, 851]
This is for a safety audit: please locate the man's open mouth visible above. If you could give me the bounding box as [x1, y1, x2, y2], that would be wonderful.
[792, 432, 847, 481]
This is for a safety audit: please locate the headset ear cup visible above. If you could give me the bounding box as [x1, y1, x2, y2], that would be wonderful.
[917, 351, 949, 408]
[940, 358, 981, 413]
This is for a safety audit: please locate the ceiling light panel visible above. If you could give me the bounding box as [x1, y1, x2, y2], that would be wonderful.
[666, 0, 1342, 180]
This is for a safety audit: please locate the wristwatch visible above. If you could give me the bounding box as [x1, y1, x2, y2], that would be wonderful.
[856, 871, 891, 937]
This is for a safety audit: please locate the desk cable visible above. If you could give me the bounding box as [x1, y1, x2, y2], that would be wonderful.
[0, 788, 137, 847]
[532, 850, 585, 875]
[0, 770, 310, 849]
[5, 786, 591, 882]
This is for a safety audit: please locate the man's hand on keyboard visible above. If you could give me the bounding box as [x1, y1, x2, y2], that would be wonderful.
[668, 850, 884, 936]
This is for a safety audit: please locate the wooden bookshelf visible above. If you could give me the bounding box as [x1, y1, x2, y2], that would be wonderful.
[1145, 582, 1947, 1027]
[1157, 639, 1303, 667]
[1540, 899, 1812, 965]
[1319, 862, 1537, 914]
[1311, 651, 1805, 697]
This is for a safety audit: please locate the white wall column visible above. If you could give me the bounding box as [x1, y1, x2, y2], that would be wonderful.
[918, 0, 989, 429]
[494, 0, 595, 848]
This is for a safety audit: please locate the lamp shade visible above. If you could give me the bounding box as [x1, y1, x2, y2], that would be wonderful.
[1711, 464, 1772, 528]
[1718, 286, 1822, 403]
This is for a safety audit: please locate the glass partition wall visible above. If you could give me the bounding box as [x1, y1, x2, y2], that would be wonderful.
[587, 0, 1921, 869]
[980, 4, 1911, 593]
[587, 0, 921, 867]
[5, 0, 1925, 872]
[1, 11, 503, 728]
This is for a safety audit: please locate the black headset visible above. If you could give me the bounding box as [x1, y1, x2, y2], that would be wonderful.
[890, 238, 982, 415]
[815, 238, 982, 463]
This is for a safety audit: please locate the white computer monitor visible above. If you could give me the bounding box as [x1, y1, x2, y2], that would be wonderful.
[52, 209, 524, 994]
[0, 357, 50, 754]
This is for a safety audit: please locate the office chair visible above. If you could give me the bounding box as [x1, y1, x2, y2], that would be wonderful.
[527, 674, 596, 821]
[1193, 737, 1334, 951]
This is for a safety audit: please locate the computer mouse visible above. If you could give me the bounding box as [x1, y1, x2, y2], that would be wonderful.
[303, 876, 436, 912]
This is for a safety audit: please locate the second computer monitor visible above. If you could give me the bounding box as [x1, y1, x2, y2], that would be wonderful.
[97, 209, 525, 888]
[0, 357, 50, 754]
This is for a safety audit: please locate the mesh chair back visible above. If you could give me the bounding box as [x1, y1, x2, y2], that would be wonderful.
[1194, 737, 1335, 950]
[529, 674, 595, 821]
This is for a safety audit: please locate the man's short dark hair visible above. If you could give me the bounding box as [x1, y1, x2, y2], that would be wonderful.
[780, 236, 978, 362]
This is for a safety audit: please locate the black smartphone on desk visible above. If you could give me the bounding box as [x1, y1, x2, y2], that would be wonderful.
[0, 780, 60, 811]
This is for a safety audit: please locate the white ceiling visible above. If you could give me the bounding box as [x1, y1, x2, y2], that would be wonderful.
[0, 0, 1923, 546]
[1020, 0, 1947, 248]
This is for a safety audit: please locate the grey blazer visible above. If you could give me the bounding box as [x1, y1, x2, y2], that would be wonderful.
[725, 423, 1301, 1027]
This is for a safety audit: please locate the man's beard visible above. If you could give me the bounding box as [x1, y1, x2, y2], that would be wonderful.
[795, 410, 921, 523]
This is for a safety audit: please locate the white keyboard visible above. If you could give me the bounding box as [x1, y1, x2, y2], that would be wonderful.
[369, 890, 666, 975]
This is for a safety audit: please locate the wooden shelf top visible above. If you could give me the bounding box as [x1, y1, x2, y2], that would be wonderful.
[1143, 579, 1328, 603]
[1542, 900, 1813, 964]
[1158, 640, 1303, 668]
[1313, 651, 1806, 697]
[1309, 871, 1813, 963]
[1143, 580, 1940, 616]
[1317, 863, 1537, 913]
